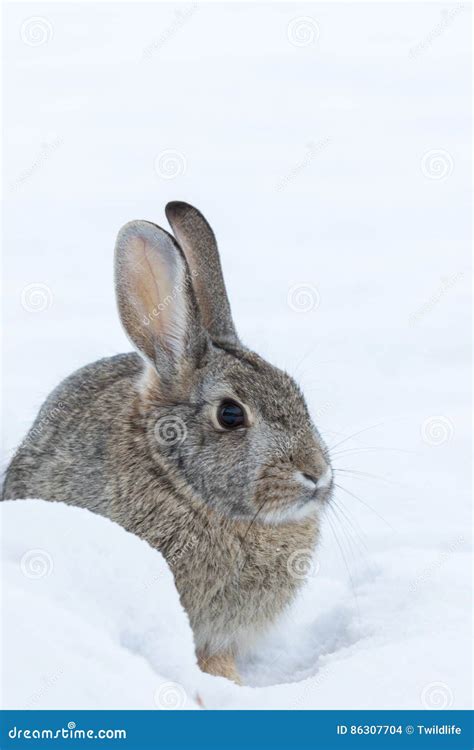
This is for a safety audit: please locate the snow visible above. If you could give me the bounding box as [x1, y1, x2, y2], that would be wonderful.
[1, 500, 203, 710]
[2, 2, 471, 710]
[1, 499, 470, 710]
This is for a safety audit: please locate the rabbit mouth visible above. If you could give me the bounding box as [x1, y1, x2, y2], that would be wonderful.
[256, 497, 321, 525]
[251, 466, 333, 526]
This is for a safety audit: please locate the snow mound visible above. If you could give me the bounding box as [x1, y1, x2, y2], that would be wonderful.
[1, 499, 471, 710]
[1, 499, 212, 709]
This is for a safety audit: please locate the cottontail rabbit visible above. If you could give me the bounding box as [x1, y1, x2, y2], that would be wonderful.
[3, 202, 333, 684]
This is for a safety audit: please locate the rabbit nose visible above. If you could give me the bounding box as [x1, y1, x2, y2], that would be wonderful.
[297, 466, 333, 492]
[316, 465, 333, 490]
[300, 472, 318, 488]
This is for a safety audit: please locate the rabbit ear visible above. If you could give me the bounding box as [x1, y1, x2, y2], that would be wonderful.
[115, 220, 206, 383]
[165, 201, 239, 347]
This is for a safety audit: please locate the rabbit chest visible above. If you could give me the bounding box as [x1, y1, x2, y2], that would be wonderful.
[159, 500, 320, 655]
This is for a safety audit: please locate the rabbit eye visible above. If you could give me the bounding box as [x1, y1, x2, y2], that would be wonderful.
[217, 400, 246, 429]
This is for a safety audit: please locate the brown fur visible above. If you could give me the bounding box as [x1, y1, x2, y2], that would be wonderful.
[198, 653, 241, 685]
[3, 203, 332, 683]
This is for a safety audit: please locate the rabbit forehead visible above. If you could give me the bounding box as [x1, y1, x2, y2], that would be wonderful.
[197, 348, 313, 428]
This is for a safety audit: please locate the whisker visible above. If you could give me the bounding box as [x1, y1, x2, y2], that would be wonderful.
[292, 343, 319, 374]
[328, 423, 384, 453]
[330, 446, 416, 458]
[330, 504, 369, 581]
[333, 497, 380, 582]
[330, 504, 361, 575]
[325, 506, 361, 622]
[334, 481, 395, 531]
[332, 497, 369, 556]
[333, 467, 401, 487]
[240, 496, 268, 546]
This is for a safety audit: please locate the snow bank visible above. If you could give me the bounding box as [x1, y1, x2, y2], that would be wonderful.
[1, 499, 470, 710]
[2, 499, 207, 709]
[2, 1, 471, 711]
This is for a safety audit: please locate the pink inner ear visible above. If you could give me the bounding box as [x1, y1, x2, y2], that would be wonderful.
[117, 221, 188, 362]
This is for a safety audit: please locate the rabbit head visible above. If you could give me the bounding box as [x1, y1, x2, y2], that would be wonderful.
[115, 202, 332, 525]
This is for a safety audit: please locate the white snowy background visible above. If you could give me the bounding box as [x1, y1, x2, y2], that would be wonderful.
[1, 2, 471, 710]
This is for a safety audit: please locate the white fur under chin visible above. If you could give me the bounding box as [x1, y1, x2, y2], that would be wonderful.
[260, 498, 321, 526]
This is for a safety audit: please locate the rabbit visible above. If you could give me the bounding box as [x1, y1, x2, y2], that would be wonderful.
[3, 201, 333, 684]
